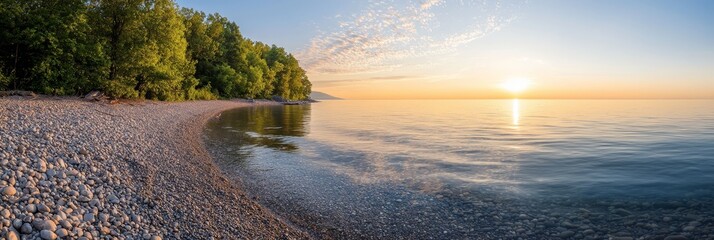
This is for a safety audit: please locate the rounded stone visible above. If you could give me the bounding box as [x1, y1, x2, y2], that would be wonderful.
[37, 204, 51, 213]
[1, 219, 9, 228]
[58, 220, 72, 230]
[36, 161, 47, 173]
[83, 212, 95, 223]
[5, 229, 19, 240]
[20, 222, 33, 234]
[108, 194, 120, 203]
[32, 219, 57, 231]
[12, 219, 23, 229]
[26, 204, 37, 213]
[131, 214, 141, 222]
[56, 229, 69, 238]
[98, 213, 109, 222]
[40, 229, 57, 240]
[1, 186, 16, 196]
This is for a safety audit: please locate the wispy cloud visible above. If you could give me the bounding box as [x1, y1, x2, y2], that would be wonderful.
[420, 0, 442, 10]
[297, 0, 522, 75]
[317, 75, 419, 87]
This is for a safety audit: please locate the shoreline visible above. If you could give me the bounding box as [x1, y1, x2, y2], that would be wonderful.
[0, 97, 308, 239]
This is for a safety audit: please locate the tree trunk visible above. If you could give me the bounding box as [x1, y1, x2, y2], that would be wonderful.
[109, 15, 124, 80]
[13, 44, 18, 90]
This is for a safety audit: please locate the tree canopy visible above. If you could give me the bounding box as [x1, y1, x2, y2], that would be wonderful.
[0, 0, 311, 101]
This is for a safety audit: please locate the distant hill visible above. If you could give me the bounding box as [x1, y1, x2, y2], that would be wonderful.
[310, 91, 343, 100]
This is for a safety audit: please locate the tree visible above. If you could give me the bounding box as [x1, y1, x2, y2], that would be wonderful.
[138, 0, 195, 100]
[264, 46, 311, 100]
[181, 8, 223, 101]
[89, 0, 199, 100]
[87, 0, 145, 98]
[0, 0, 310, 100]
[0, 0, 108, 95]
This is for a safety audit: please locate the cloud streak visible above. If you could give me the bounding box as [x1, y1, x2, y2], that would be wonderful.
[317, 75, 420, 87]
[297, 0, 521, 75]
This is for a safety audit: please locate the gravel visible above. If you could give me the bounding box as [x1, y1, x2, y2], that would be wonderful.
[0, 97, 308, 239]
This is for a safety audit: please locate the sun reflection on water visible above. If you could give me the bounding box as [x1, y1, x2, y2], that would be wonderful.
[512, 98, 520, 127]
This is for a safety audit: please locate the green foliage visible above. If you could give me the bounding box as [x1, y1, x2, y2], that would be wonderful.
[0, 0, 310, 101]
[103, 77, 139, 99]
[0, 0, 109, 95]
[0, 67, 9, 90]
[186, 84, 218, 100]
[181, 11, 311, 100]
[87, 0, 195, 101]
[207, 63, 243, 98]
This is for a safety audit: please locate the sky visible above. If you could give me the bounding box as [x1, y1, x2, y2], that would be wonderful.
[176, 0, 714, 99]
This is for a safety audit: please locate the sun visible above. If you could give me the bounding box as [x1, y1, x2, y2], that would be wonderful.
[500, 78, 532, 94]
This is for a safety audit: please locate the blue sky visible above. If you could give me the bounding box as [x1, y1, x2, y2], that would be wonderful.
[176, 1, 365, 50]
[177, 0, 714, 99]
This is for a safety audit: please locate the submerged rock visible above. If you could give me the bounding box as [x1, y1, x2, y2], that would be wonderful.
[664, 235, 688, 240]
[558, 230, 575, 238]
[612, 208, 632, 216]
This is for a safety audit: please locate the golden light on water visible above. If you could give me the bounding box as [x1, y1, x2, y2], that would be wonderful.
[512, 99, 520, 126]
[500, 78, 532, 94]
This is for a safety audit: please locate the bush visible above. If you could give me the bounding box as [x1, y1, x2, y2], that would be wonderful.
[187, 85, 217, 100]
[104, 78, 140, 99]
[0, 70, 10, 90]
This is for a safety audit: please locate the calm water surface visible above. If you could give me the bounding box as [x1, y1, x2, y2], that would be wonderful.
[206, 100, 714, 239]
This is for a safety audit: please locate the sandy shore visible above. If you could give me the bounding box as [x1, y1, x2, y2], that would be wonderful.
[0, 97, 308, 239]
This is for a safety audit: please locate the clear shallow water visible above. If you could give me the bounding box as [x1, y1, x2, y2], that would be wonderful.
[206, 100, 714, 239]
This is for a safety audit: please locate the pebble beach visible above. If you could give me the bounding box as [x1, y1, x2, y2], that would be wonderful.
[0, 97, 307, 239]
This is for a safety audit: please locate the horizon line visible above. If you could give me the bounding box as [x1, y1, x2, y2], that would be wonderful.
[319, 97, 714, 100]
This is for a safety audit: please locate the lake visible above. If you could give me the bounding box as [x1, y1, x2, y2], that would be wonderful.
[205, 100, 714, 239]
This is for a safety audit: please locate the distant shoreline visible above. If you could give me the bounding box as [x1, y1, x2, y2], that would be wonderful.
[0, 97, 308, 239]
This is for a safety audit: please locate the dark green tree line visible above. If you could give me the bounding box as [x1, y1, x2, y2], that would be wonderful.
[0, 0, 311, 101]
[0, 0, 108, 95]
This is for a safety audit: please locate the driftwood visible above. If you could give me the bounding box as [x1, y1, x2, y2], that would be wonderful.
[0, 90, 36, 97]
[84, 91, 106, 101]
